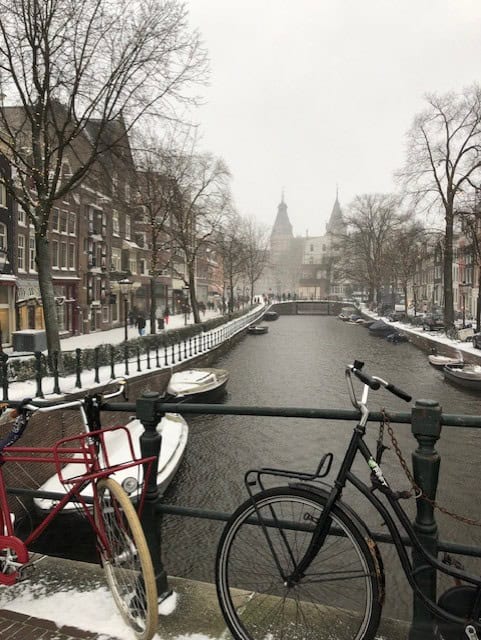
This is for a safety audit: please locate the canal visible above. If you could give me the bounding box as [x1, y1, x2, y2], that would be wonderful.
[162, 314, 481, 622]
[24, 314, 481, 623]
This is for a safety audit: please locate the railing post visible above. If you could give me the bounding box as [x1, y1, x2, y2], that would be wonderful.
[35, 351, 45, 397]
[124, 344, 129, 376]
[0, 353, 8, 401]
[74, 348, 82, 389]
[137, 346, 141, 372]
[52, 351, 61, 394]
[136, 391, 169, 598]
[94, 347, 100, 384]
[110, 345, 115, 379]
[409, 399, 442, 640]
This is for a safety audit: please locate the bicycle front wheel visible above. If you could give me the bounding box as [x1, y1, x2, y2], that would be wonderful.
[95, 478, 158, 640]
[216, 486, 383, 640]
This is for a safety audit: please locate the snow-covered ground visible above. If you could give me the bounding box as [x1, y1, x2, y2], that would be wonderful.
[2, 307, 263, 402]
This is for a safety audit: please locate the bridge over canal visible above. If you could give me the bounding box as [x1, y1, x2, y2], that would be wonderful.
[268, 299, 349, 315]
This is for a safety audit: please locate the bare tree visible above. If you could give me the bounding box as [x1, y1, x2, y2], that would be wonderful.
[165, 149, 232, 323]
[0, 0, 207, 354]
[214, 214, 248, 314]
[385, 223, 426, 314]
[338, 193, 406, 305]
[398, 85, 481, 327]
[241, 217, 269, 303]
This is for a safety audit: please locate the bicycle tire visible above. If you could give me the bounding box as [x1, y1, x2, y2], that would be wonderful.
[95, 478, 158, 640]
[216, 485, 384, 640]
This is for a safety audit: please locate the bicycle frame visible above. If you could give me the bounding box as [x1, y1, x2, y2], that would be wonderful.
[245, 366, 481, 633]
[0, 393, 155, 587]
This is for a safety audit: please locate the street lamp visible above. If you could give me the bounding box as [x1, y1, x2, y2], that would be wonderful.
[119, 278, 133, 341]
[460, 281, 469, 328]
[183, 286, 190, 325]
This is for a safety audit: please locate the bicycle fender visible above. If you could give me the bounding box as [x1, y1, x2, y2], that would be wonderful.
[289, 482, 386, 604]
[0, 535, 28, 586]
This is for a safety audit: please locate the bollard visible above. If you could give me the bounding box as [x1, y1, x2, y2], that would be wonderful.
[35, 351, 45, 397]
[409, 399, 442, 640]
[0, 352, 8, 401]
[136, 391, 169, 597]
[74, 348, 82, 389]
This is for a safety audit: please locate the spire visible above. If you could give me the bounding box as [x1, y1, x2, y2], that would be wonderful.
[326, 189, 344, 234]
[271, 192, 293, 238]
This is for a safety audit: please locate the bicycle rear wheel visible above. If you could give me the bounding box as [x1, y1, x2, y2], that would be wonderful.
[95, 478, 158, 640]
[216, 486, 384, 640]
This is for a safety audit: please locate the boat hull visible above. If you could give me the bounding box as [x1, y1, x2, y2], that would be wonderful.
[167, 368, 229, 402]
[428, 355, 463, 370]
[247, 325, 268, 335]
[34, 413, 188, 514]
[443, 364, 481, 391]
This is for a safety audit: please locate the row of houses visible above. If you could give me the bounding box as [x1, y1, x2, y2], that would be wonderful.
[0, 125, 225, 347]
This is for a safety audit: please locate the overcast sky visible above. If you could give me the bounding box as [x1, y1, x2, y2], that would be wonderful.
[187, 0, 481, 237]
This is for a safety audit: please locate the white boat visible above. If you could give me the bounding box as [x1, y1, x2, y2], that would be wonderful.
[34, 413, 188, 514]
[167, 368, 229, 402]
[428, 351, 463, 370]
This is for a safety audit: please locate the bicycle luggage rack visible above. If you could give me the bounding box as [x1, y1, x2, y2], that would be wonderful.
[52, 426, 155, 485]
[245, 452, 334, 495]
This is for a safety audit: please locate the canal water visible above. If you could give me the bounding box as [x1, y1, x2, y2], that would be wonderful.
[162, 314, 481, 622]
[27, 314, 481, 622]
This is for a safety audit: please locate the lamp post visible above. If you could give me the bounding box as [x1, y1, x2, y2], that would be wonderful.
[460, 281, 469, 328]
[183, 286, 190, 325]
[119, 278, 133, 341]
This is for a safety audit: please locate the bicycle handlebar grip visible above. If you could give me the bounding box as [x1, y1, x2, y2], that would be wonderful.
[385, 383, 412, 402]
[352, 367, 381, 390]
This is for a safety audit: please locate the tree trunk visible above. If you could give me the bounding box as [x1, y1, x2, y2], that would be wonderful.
[443, 209, 455, 327]
[36, 233, 61, 356]
[150, 277, 156, 334]
[477, 265, 481, 333]
[188, 269, 200, 323]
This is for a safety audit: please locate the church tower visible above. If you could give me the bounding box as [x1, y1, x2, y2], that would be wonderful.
[270, 192, 293, 264]
[325, 189, 344, 235]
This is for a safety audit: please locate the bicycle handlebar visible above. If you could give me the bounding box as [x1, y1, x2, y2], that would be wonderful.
[347, 361, 412, 405]
[21, 379, 127, 414]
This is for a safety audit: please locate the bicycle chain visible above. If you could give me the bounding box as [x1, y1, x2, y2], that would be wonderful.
[381, 409, 481, 527]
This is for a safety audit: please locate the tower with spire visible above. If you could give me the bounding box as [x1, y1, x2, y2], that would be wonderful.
[270, 191, 293, 264]
[325, 187, 344, 235]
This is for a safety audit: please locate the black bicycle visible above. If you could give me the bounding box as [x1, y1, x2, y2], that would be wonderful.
[215, 360, 481, 640]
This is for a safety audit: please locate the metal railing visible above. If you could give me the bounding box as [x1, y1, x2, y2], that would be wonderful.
[5, 394, 480, 638]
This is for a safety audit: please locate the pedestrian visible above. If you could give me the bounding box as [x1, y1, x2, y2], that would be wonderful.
[137, 314, 146, 336]
[163, 306, 170, 325]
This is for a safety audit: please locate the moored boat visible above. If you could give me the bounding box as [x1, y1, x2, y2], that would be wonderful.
[34, 413, 189, 514]
[247, 324, 268, 335]
[428, 351, 463, 370]
[368, 320, 393, 336]
[443, 363, 481, 391]
[263, 310, 279, 321]
[167, 367, 229, 402]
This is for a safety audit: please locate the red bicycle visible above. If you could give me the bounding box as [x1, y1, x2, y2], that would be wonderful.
[0, 381, 158, 640]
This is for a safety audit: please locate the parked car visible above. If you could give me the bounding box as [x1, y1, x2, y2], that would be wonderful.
[473, 333, 481, 349]
[422, 314, 445, 331]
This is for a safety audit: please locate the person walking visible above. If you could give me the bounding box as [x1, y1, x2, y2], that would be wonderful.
[137, 314, 146, 336]
[163, 306, 170, 325]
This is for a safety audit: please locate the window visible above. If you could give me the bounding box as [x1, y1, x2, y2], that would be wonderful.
[0, 223, 6, 250]
[60, 242, 67, 268]
[60, 211, 68, 234]
[310, 244, 314, 252]
[125, 183, 131, 202]
[52, 240, 59, 268]
[102, 306, 109, 323]
[111, 248, 121, 271]
[18, 235, 25, 270]
[139, 259, 147, 275]
[125, 215, 131, 240]
[0, 181, 6, 207]
[136, 232, 147, 248]
[68, 212, 76, 235]
[52, 208, 59, 231]
[129, 255, 137, 274]
[112, 211, 119, 236]
[29, 237, 36, 271]
[18, 205, 26, 226]
[69, 242, 75, 269]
